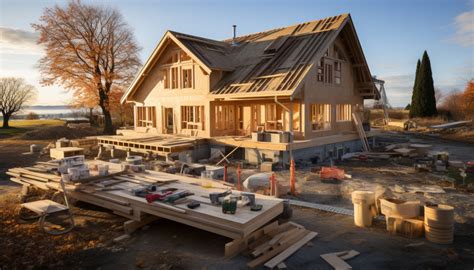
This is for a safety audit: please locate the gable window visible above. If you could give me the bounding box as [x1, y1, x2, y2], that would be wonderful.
[334, 61, 341, 85]
[136, 106, 156, 128]
[182, 68, 193, 88]
[171, 67, 179, 89]
[336, 104, 352, 122]
[311, 104, 331, 131]
[181, 105, 205, 130]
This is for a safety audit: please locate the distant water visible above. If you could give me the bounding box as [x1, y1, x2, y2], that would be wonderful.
[21, 105, 75, 116]
[10, 105, 88, 120]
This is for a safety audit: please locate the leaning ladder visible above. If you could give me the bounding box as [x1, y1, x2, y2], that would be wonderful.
[352, 113, 370, 152]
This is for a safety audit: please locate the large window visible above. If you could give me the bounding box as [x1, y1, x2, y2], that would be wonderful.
[181, 106, 205, 130]
[182, 68, 193, 88]
[136, 106, 156, 127]
[336, 104, 352, 122]
[311, 104, 331, 131]
[215, 105, 235, 130]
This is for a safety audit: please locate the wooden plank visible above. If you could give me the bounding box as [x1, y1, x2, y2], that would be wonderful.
[339, 250, 360, 260]
[320, 252, 353, 270]
[264, 231, 318, 268]
[247, 229, 309, 268]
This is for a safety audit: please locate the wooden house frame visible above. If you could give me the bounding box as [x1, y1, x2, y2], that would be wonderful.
[119, 14, 380, 163]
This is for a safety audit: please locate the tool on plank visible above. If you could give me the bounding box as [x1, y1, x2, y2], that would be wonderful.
[241, 192, 263, 211]
[209, 189, 232, 205]
[222, 195, 238, 214]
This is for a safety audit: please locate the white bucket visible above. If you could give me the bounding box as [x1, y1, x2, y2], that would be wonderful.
[352, 191, 375, 227]
[98, 164, 109, 176]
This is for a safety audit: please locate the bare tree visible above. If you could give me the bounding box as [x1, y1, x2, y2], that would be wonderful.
[0, 78, 36, 128]
[32, 1, 141, 134]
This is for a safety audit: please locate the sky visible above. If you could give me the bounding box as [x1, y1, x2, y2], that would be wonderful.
[0, 0, 473, 107]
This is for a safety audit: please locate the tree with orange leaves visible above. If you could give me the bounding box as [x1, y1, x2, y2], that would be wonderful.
[463, 79, 474, 120]
[33, 1, 141, 134]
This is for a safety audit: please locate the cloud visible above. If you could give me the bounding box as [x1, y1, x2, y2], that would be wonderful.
[377, 74, 415, 107]
[0, 26, 43, 54]
[449, 11, 474, 47]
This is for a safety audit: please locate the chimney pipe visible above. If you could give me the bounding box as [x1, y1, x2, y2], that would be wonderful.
[232, 25, 237, 46]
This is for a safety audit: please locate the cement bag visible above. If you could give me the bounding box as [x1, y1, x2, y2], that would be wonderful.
[243, 173, 271, 192]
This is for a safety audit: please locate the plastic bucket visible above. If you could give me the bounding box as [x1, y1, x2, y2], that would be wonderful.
[352, 191, 375, 227]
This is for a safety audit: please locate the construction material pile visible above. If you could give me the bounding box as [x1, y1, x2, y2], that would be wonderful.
[351, 190, 455, 244]
[239, 221, 318, 268]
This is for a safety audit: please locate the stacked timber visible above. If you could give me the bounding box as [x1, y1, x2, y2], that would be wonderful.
[7, 165, 62, 190]
[424, 204, 454, 244]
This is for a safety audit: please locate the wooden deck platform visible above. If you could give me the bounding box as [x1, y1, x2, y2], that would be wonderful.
[210, 130, 381, 151]
[97, 134, 204, 157]
[8, 161, 283, 241]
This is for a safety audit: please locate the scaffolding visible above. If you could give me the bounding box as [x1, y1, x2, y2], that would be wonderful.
[373, 77, 390, 125]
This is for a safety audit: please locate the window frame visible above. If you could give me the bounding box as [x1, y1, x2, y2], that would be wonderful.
[310, 104, 331, 131]
[336, 104, 352, 122]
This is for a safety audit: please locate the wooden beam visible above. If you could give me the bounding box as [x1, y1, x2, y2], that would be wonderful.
[264, 231, 318, 268]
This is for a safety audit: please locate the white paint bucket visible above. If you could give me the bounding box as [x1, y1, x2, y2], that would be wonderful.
[352, 191, 375, 227]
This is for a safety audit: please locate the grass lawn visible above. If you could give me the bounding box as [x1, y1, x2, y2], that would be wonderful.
[0, 119, 65, 137]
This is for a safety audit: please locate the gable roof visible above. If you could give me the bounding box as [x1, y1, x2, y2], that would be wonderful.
[121, 13, 379, 103]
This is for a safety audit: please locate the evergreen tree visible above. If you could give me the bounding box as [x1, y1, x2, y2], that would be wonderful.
[409, 59, 421, 118]
[418, 51, 437, 116]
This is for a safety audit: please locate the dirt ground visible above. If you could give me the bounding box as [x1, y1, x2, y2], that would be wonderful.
[1, 133, 474, 269]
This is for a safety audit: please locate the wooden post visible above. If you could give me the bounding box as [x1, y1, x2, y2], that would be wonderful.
[271, 173, 276, 197]
[223, 164, 228, 183]
[290, 159, 296, 196]
[237, 163, 242, 191]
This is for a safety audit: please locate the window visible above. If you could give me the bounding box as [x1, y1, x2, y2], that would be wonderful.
[182, 68, 193, 88]
[163, 69, 170, 89]
[181, 106, 205, 130]
[215, 105, 235, 130]
[324, 64, 333, 84]
[317, 59, 334, 84]
[334, 62, 341, 85]
[136, 106, 156, 127]
[336, 104, 352, 122]
[311, 104, 331, 131]
[317, 60, 324, 82]
[171, 67, 179, 89]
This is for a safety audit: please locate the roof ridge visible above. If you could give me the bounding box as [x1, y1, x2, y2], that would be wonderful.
[168, 30, 228, 47]
[221, 13, 349, 43]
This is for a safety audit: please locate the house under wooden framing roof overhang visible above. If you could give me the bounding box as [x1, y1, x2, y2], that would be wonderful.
[116, 13, 381, 164]
[121, 13, 380, 104]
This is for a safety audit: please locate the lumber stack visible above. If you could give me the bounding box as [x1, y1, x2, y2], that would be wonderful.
[7, 164, 62, 190]
[245, 222, 317, 268]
